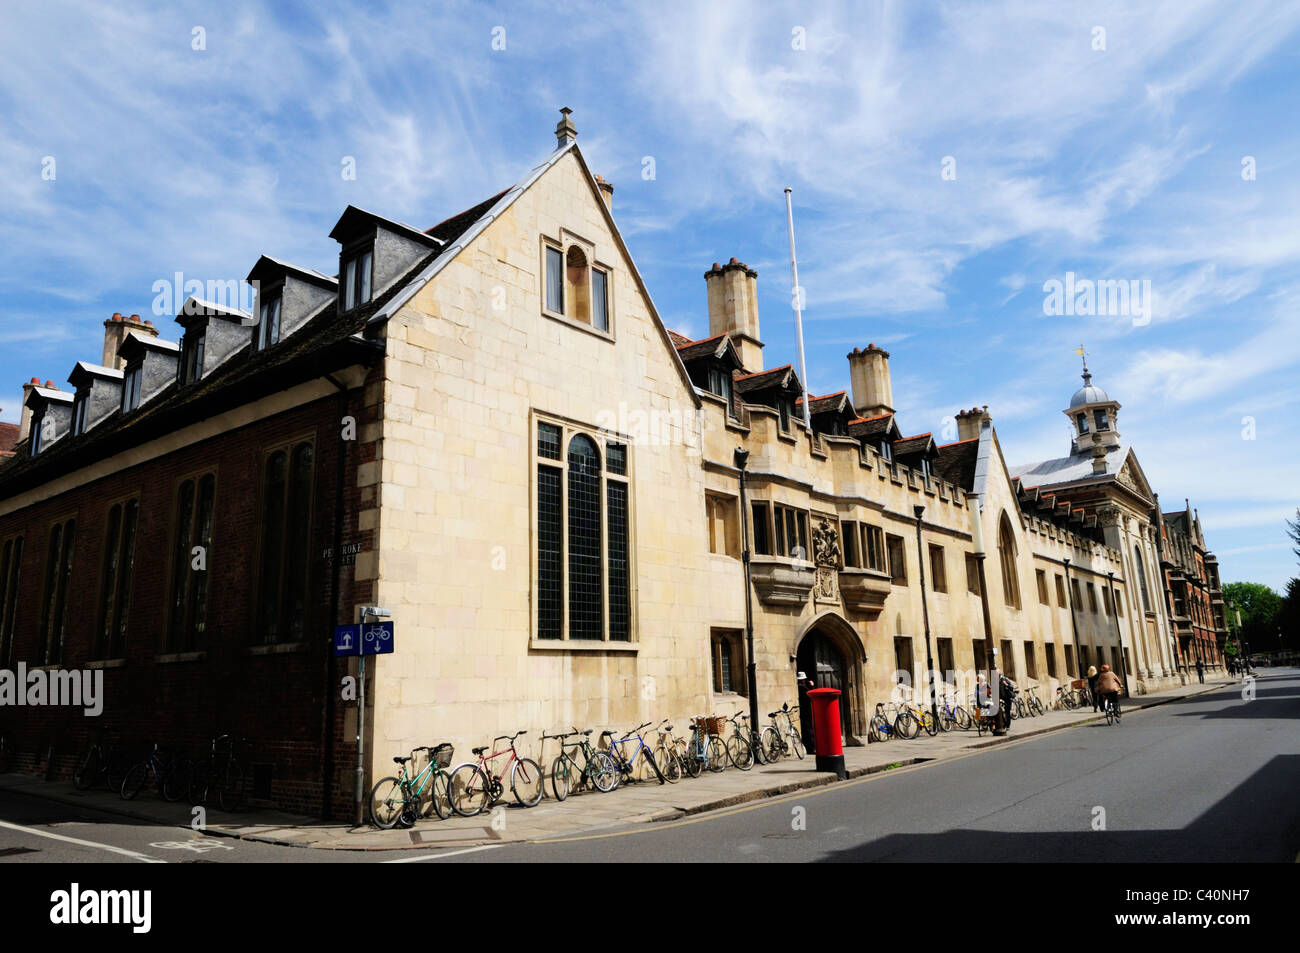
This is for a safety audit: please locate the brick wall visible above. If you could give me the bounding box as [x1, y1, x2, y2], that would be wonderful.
[0, 369, 380, 818]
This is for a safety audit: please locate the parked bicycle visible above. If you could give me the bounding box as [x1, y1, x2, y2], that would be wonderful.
[898, 698, 939, 737]
[1024, 685, 1045, 717]
[121, 742, 188, 802]
[684, 716, 728, 775]
[73, 735, 129, 793]
[937, 694, 972, 732]
[369, 742, 455, 829]
[602, 722, 665, 785]
[545, 729, 617, 800]
[448, 731, 543, 816]
[763, 702, 805, 760]
[724, 712, 762, 770]
[652, 722, 683, 783]
[189, 734, 251, 811]
[1054, 685, 1076, 710]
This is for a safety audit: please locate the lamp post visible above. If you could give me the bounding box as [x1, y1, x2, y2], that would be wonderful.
[1063, 558, 1084, 685]
[735, 447, 761, 739]
[1107, 571, 1130, 696]
[913, 505, 940, 728]
[968, 500, 997, 724]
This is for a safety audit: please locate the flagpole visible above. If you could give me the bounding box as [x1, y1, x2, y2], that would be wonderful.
[784, 188, 813, 430]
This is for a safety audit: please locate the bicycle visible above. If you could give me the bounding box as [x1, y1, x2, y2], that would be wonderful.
[73, 735, 129, 792]
[764, 702, 805, 760]
[897, 698, 939, 737]
[869, 702, 900, 742]
[652, 722, 683, 783]
[722, 712, 764, 770]
[684, 717, 728, 775]
[602, 722, 665, 785]
[369, 742, 455, 829]
[1103, 696, 1121, 726]
[545, 728, 618, 800]
[1024, 686, 1045, 717]
[1054, 686, 1075, 710]
[121, 743, 188, 802]
[937, 694, 972, 731]
[189, 735, 251, 811]
[447, 731, 543, 816]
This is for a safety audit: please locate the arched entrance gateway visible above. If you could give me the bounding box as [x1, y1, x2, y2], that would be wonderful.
[794, 612, 868, 751]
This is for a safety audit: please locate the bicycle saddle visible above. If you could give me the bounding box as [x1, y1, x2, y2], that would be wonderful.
[393, 756, 410, 765]
[665, 724, 673, 731]
[472, 745, 488, 755]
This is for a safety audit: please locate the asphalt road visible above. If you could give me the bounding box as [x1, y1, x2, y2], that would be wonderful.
[1, 668, 1295, 864]
[433, 667, 1300, 863]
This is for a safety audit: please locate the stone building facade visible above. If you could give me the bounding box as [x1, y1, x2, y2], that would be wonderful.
[0, 113, 1222, 815]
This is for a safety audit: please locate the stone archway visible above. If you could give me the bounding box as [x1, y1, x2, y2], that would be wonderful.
[794, 611, 868, 748]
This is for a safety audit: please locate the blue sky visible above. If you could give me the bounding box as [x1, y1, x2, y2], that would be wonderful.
[1, 1, 1297, 590]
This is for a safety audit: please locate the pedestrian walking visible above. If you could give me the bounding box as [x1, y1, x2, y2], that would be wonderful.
[994, 672, 1015, 736]
[1196, 658, 1205, 683]
[1087, 665, 1100, 711]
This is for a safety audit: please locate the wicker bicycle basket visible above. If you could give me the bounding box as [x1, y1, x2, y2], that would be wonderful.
[692, 715, 727, 736]
[432, 743, 454, 769]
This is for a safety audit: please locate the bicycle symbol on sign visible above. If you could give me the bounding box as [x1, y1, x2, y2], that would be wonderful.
[364, 625, 391, 648]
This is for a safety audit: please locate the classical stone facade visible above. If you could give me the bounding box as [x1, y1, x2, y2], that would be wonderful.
[0, 112, 1224, 815]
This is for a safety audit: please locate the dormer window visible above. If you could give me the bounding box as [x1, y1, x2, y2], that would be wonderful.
[180, 330, 205, 385]
[122, 364, 143, 413]
[29, 410, 46, 456]
[341, 247, 373, 312]
[71, 393, 89, 437]
[1076, 412, 1090, 434]
[921, 457, 932, 483]
[255, 291, 282, 351]
[707, 366, 735, 417]
[778, 397, 791, 433]
[880, 440, 893, 463]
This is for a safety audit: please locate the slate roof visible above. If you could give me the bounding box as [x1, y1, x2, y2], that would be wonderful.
[893, 433, 936, 458]
[796, 391, 849, 416]
[0, 187, 500, 498]
[674, 332, 740, 365]
[847, 412, 897, 440]
[934, 437, 979, 489]
[1009, 444, 1130, 488]
[734, 364, 799, 394]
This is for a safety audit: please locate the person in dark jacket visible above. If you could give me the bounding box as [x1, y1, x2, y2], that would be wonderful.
[1087, 665, 1100, 711]
[1195, 658, 1205, 683]
[994, 673, 1016, 735]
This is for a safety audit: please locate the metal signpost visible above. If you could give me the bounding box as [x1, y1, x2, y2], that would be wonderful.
[336, 608, 393, 827]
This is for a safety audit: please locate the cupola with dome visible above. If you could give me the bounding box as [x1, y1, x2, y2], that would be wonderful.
[1065, 353, 1121, 455]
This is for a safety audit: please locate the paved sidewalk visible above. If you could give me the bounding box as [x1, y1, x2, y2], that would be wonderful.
[0, 678, 1235, 851]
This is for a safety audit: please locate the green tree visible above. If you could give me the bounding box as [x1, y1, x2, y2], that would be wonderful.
[1222, 581, 1283, 651]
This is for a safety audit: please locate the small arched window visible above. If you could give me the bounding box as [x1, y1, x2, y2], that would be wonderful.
[998, 514, 1020, 608]
[565, 246, 592, 325]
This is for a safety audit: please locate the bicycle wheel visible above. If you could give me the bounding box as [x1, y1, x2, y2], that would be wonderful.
[706, 736, 728, 772]
[511, 757, 544, 807]
[679, 743, 701, 779]
[760, 727, 782, 763]
[551, 755, 572, 801]
[788, 730, 806, 759]
[588, 751, 620, 792]
[937, 711, 953, 733]
[448, 763, 490, 816]
[188, 759, 211, 804]
[1105, 704, 1114, 726]
[426, 771, 452, 819]
[641, 748, 665, 784]
[73, 750, 101, 790]
[727, 734, 753, 771]
[656, 746, 681, 783]
[869, 716, 889, 743]
[921, 711, 939, 737]
[895, 712, 918, 740]
[217, 764, 244, 812]
[369, 776, 406, 829]
[163, 760, 191, 802]
[954, 706, 972, 730]
[120, 763, 149, 800]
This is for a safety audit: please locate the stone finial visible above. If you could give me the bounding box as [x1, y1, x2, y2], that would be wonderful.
[555, 107, 577, 147]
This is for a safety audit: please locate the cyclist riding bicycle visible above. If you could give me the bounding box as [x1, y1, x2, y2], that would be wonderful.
[1096, 664, 1122, 719]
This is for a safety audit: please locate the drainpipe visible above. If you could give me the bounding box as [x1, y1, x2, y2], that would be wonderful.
[1107, 571, 1130, 697]
[913, 505, 939, 728]
[734, 448, 761, 745]
[1063, 557, 1084, 683]
[322, 372, 350, 820]
[969, 500, 997, 720]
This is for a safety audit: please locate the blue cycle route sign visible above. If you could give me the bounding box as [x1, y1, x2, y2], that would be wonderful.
[333, 624, 360, 657]
[361, 621, 395, 655]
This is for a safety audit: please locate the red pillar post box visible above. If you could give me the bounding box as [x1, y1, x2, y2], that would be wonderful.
[807, 687, 846, 779]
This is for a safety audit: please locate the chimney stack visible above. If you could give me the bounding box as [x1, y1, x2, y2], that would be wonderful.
[554, 106, 577, 147]
[846, 344, 894, 418]
[704, 258, 763, 370]
[103, 312, 159, 370]
[18, 377, 39, 442]
[955, 405, 990, 442]
[593, 174, 614, 211]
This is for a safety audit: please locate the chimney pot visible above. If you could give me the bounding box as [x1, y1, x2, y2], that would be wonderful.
[129, 313, 140, 322]
[847, 345, 894, 418]
[45, 380, 54, 388]
[111, 312, 121, 321]
[29, 377, 38, 384]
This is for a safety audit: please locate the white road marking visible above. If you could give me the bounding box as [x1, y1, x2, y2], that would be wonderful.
[383, 844, 502, 863]
[149, 840, 235, 853]
[0, 819, 166, 863]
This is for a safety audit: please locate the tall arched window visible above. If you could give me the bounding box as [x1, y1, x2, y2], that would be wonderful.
[258, 441, 315, 645]
[998, 514, 1020, 608]
[1133, 544, 1151, 613]
[567, 434, 603, 639]
[565, 246, 592, 325]
[535, 419, 632, 642]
